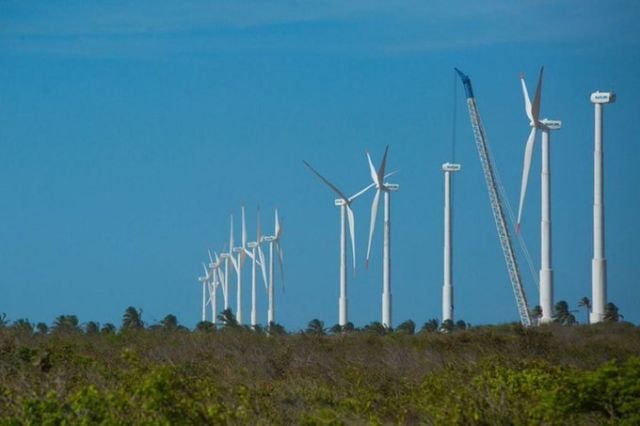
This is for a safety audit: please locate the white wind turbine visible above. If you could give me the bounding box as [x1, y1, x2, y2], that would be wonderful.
[303, 160, 380, 328]
[263, 209, 284, 327]
[246, 207, 268, 329]
[207, 250, 224, 325]
[231, 208, 249, 325]
[365, 145, 399, 329]
[198, 263, 210, 322]
[516, 67, 562, 324]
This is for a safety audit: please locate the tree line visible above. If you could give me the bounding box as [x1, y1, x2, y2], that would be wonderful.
[0, 297, 624, 337]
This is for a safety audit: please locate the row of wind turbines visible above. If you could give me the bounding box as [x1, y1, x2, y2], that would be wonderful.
[198, 208, 283, 328]
[197, 66, 615, 329]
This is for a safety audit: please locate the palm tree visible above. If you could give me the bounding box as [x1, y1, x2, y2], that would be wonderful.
[604, 302, 622, 322]
[101, 323, 116, 334]
[160, 314, 179, 331]
[305, 319, 326, 335]
[268, 321, 287, 335]
[578, 297, 591, 324]
[195, 321, 215, 333]
[396, 320, 416, 335]
[530, 305, 543, 326]
[12, 319, 33, 334]
[440, 319, 454, 333]
[36, 322, 49, 335]
[363, 321, 388, 335]
[421, 318, 439, 333]
[218, 308, 239, 328]
[121, 306, 144, 331]
[52, 315, 81, 333]
[455, 320, 468, 331]
[553, 301, 576, 326]
[0, 313, 8, 328]
[85, 321, 100, 335]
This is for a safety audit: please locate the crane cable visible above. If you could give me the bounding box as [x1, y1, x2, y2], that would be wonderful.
[484, 133, 539, 292]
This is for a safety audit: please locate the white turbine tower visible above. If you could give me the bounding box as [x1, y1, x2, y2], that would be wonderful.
[303, 160, 374, 328]
[208, 250, 224, 325]
[442, 162, 461, 324]
[516, 67, 561, 324]
[263, 209, 284, 327]
[231, 208, 249, 325]
[247, 207, 268, 329]
[198, 263, 210, 322]
[365, 146, 399, 329]
[590, 90, 615, 324]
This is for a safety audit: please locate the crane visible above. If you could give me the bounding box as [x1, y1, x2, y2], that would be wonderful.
[455, 68, 532, 327]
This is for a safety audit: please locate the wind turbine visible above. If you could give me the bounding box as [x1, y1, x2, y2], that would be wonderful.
[590, 90, 615, 324]
[365, 145, 399, 329]
[516, 67, 562, 324]
[303, 160, 379, 328]
[208, 250, 224, 325]
[231, 208, 249, 325]
[442, 162, 461, 324]
[198, 263, 210, 322]
[263, 209, 284, 327]
[246, 207, 268, 329]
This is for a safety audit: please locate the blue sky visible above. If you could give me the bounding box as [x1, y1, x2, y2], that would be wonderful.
[1, 1, 639, 329]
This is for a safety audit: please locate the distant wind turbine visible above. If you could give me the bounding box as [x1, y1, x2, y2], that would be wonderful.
[263, 209, 284, 327]
[247, 207, 268, 329]
[303, 160, 375, 327]
[365, 146, 399, 329]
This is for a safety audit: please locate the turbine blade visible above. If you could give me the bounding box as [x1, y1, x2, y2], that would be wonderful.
[229, 215, 234, 254]
[516, 127, 538, 232]
[202, 262, 208, 277]
[366, 189, 381, 266]
[346, 205, 357, 271]
[520, 73, 533, 123]
[531, 66, 543, 122]
[377, 145, 389, 185]
[303, 160, 349, 201]
[256, 206, 262, 243]
[257, 245, 268, 290]
[349, 182, 375, 202]
[244, 248, 254, 261]
[276, 243, 285, 292]
[229, 252, 239, 273]
[208, 249, 214, 265]
[241, 206, 247, 248]
[367, 151, 380, 186]
[275, 209, 282, 239]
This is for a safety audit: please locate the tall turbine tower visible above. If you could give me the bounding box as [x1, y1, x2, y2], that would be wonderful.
[442, 162, 461, 323]
[303, 160, 374, 328]
[365, 146, 399, 329]
[516, 67, 562, 323]
[263, 209, 284, 327]
[590, 90, 616, 324]
[247, 208, 268, 329]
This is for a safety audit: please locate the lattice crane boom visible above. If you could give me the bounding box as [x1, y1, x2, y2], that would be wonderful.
[455, 68, 532, 327]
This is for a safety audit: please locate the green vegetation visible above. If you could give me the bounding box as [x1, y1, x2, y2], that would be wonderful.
[0, 306, 638, 424]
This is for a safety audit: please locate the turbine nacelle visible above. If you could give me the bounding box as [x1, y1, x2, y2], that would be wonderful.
[590, 91, 616, 104]
[442, 163, 461, 172]
[540, 119, 562, 130]
[384, 183, 399, 191]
